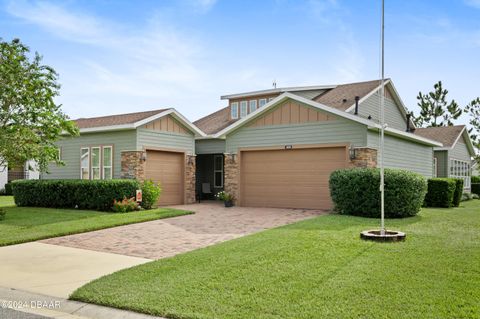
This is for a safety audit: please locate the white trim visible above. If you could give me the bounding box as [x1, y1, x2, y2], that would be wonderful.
[259, 98, 267, 107]
[240, 101, 248, 118]
[79, 124, 135, 133]
[433, 157, 437, 177]
[220, 85, 337, 100]
[212, 92, 443, 146]
[102, 146, 113, 180]
[249, 99, 257, 113]
[90, 146, 101, 180]
[80, 147, 90, 180]
[231, 102, 239, 119]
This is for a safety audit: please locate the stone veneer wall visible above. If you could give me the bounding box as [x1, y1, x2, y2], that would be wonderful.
[185, 155, 196, 204]
[223, 154, 239, 204]
[350, 147, 377, 168]
[121, 151, 145, 180]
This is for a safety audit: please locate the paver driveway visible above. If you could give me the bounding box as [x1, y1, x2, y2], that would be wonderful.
[42, 202, 325, 259]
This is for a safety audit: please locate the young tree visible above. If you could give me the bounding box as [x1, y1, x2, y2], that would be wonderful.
[414, 81, 463, 127]
[464, 98, 480, 164]
[0, 38, 78, 172]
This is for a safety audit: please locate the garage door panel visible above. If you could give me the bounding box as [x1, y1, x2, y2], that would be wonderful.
[145, 150, 184, 206]
[241, 147, 346, 210]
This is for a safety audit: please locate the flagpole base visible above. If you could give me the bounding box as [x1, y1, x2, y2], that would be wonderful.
[360, 230, 406, 242]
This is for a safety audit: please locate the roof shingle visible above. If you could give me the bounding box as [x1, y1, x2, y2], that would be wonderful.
[414, 125, 465, 147]
[74, 109, 170, 129]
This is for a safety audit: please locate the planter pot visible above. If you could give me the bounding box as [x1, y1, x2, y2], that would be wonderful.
[224, 200, 233, 207]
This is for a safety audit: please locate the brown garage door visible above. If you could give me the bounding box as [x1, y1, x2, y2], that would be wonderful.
[145, 150, 184, 206]
[240, 147, 347, 209]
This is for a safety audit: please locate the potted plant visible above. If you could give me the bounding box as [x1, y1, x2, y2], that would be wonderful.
[216, 191, 235, 207]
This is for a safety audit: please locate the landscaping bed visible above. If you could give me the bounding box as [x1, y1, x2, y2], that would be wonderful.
[71, 200, 480, 319]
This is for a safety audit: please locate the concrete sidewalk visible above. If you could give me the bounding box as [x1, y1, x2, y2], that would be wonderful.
[0, 243, 151, 298]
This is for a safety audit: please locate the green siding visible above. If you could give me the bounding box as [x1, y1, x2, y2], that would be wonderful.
[449, 137, 471, 162]
[226, 118, 368, 153]
[434, 150, 448, 177]
[136, 128, 194, 154]
[356, 92, 407, 131]
[367, 131, 434, 177]
[43, 130, 137, 179]
[195, 139, 226, 154]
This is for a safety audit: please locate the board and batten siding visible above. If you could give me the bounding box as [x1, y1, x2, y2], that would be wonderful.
[43, 130, 137, 179]
[136, 128, 194, 154]
[195, 139, 226, 154]
[367, 131, 433, 177]
[434, 150, 448, 177]
[356, 92, 407, 131]
[226, 118, 368, 153]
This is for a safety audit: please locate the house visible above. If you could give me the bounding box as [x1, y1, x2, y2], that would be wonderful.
[42, 79, 466, 210]
[414, 125, 476, 190]
[0, 160, 39, 191]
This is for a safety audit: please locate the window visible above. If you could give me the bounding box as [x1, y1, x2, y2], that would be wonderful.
[103, 146, 113, 180]
[450, 158, 471, 189]
[91, 147, 101, 179]
[259, 98, 267, 107]
[80, 148, 90, 180]
[249, 100, 257, 113]
[213, 155, 223, 188]
[433, 157, 437, 178]
[231, 102, 239, 119]
[240, 101, 248, 118]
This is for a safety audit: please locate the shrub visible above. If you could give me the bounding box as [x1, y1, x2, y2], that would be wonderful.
[12, 179, 139, 211]
[472, 183, 480, 196]
[452, 178, 464, 207]
[216, 191, 235, 202]
[472, 176, 480, 183]
[424, 178, 456, 208]
[473, 193, 480, 200]
[112, 197, 139, 213]
[0, 208, 5, 221]
[329, 168, 427, 218]
[461, 193, 472, 202]
[0, 188, 5, 196]
[140, 179, 162, 209]
[4, 183, 12, 195]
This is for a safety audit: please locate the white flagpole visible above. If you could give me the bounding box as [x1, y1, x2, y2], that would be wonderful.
[380, 0, 386, 236]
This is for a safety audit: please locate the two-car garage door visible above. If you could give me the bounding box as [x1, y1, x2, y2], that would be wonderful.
[240, 147, 347, 210]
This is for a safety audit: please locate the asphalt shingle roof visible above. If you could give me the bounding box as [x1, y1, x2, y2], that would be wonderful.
[74, 109, 169, 129]
[414, 125, 465, 147]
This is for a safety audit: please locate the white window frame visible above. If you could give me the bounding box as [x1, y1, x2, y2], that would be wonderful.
[102, 146, 113, 180]
[231, 102, 239, 119]
[249, 100, 257, 113]
[91, 147, 101, 180]
[449, 158, 471, 189]
[80, 147, 90, 180]
[259, 98, 267, 107]
[240, 101, 248, 118]
[213, 155, 223, 188]
[433, 157, 437, 178]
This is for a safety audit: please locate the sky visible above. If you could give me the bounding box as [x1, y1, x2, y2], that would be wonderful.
[1, 0, 479, 124]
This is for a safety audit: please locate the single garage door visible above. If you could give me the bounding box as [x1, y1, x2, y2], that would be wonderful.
[240, 147, 347, 209]
[145, 150, 184, 206]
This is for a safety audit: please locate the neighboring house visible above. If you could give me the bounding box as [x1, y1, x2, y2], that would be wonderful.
[43, 79, 450, 210]
[415, 125, 476, 191]
[0, 160, 39, 191]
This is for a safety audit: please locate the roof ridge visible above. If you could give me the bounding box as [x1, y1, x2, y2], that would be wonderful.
[74, 108, 170, 121]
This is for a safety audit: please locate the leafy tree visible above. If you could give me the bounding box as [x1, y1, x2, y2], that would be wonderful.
[414, 81, 462, 127]
[464, 98, 480, 164]
[0, 38, 78, 172]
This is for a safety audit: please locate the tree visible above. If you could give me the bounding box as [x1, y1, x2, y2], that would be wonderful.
[0, 38, 78, 172]
[414, 81, 463, 127]
[464, 98, 480, 164]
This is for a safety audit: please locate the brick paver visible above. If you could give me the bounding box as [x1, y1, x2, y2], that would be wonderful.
[42, 202, 326, 259]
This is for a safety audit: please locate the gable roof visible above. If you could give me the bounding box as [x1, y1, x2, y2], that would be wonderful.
[414, 125, 476, 155]
[193, 106, 238, 135]
[74, 109, 206, 136]
[220, 84, 336, 100]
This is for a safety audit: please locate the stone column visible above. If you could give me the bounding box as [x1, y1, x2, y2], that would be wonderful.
[350, 147, 378, 168]
[185, 155, 196, 204]
[224, 153, 239, 205]
[121, 151, 146, 180]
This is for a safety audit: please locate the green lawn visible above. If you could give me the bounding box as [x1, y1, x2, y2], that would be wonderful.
[71, 200, 480, 319]
[0, 196, 191, 246]
[0, 196, 15, 207]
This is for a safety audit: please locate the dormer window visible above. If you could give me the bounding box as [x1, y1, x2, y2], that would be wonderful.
[231, 102, 239, 119]
[240, 101, 248, 118]
[249, 100, 257, 113]
[259, 98, 267, 107]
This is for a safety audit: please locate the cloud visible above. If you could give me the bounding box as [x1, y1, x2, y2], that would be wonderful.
[465, 0, 480, 8]
[188, 0, 218, 13]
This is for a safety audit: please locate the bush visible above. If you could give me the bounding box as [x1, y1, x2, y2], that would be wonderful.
[329, 168, 427, 218]
[472, 176, 480, 183]
[472, 183, 480, 196]
[12, 179, 139, 211]
[0, 208, 5, 220]
[140, 179, 162, 209]
[424, 178, 456, 208]
[452, 178, 464, 207]
[461, 193, 473, 202]
[4, 183, 12, 195]
[473, 193, 480, 200]
[112, 197, 139, 213]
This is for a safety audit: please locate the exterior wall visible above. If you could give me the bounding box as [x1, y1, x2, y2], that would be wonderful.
[449, 137, 471, 163]
[434, 150, 448, 177]
[226, 118, 368, 153]
[223, 154, 239, 204]
[185, 155, 196, 204]
[228, 93, 280, 120]
[0, 164, 7, 190]
[43, 130, 137, 179]
[195, 139, 226, 154]
[367, 131, 434, 177]
[121, 151, 145, 180]
[355, 91, 408, 131]
[350, 148, 378, 168]
[142, 115, 190, 135]
[136, 128, 194, 154]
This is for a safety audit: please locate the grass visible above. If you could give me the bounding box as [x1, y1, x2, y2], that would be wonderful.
[71, 200, 480, 319]
[0, 196, 15, 207]
[0, 196, 191, 246]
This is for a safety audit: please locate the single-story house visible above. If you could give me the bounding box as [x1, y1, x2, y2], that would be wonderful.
[41, 79, 475, 210]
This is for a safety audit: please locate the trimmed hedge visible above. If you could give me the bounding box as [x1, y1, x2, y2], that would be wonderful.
[472, 183, 480, 196]
[329, 168, 427, 218]
[472, 176, 480, 183]
[4, 183, 13, 196]
[452, 178, 464, 207]
[424, 178, 456, 208]
[12, 179, 139, 211]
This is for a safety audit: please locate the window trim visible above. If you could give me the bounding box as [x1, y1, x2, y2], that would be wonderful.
[213, 154, 223, 188]
[249, 100, 257, 113]
[90, 147, 101, 180]
[231, 102, 239, 119]
[449, 158, 471, 189]
[433, 157, 437, 178]
[259, 98, 267, 107]
[102, 146, 113, 180]
[240, 101, 248, 118]
[80, 147, 90, 180]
